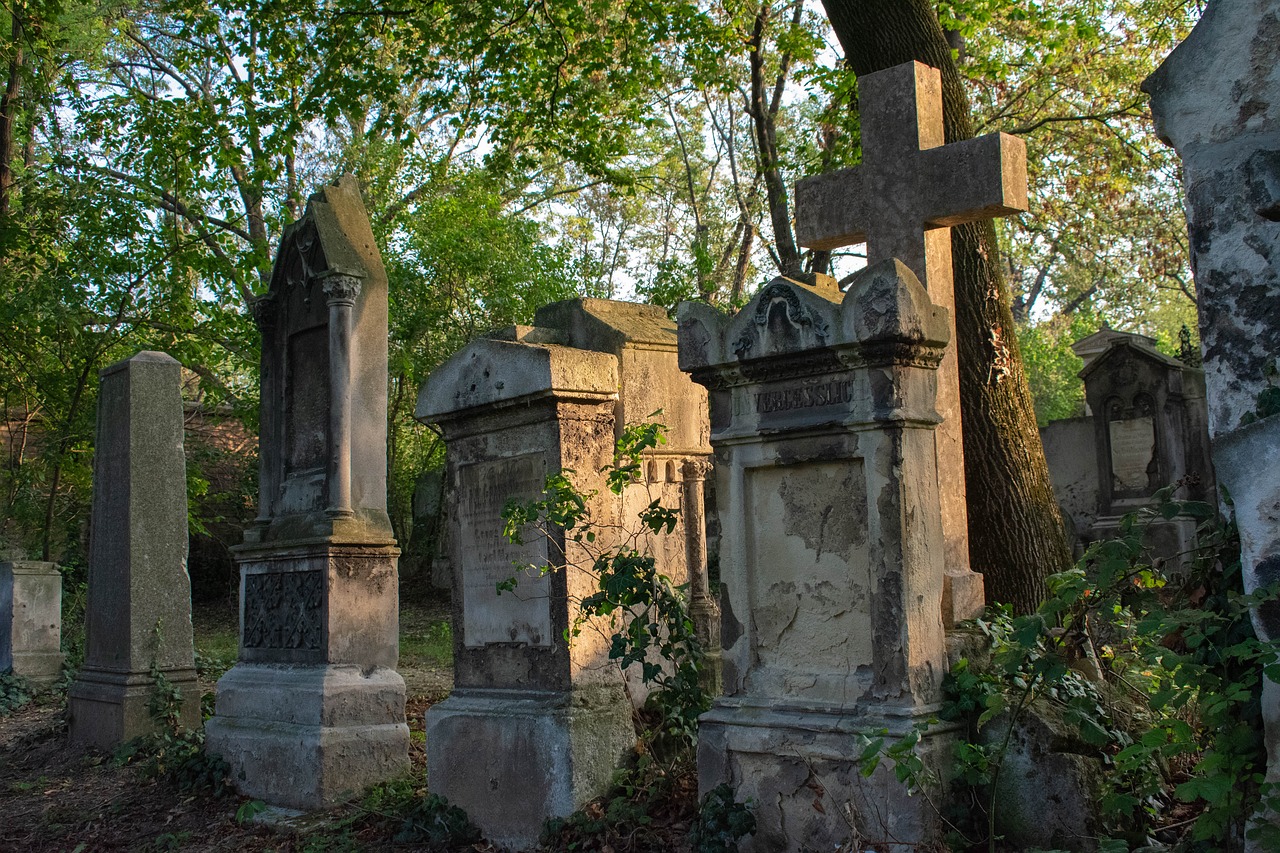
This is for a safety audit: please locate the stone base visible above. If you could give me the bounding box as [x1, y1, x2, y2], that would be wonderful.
[1090, 513, 1198, 574]
[698, 700, 955, 853]
[1, 560, 64, 685]
[942, 569, 986, 628]
[426, 686, 635, 850]
[205, 663, 410, 810]
[12, 650, 65, 686]
[68, 666, 201, 750]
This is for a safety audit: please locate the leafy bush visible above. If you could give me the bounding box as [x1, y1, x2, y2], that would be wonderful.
[689, 783, 756, 853]
[0, 672, 33, 716]
[501, 418, 711, 742]
[940, 486, 1278, 849]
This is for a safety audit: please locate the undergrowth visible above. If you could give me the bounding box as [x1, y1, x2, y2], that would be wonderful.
[913, 485, 1280, 851]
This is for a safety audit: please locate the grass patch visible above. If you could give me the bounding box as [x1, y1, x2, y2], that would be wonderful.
[399, 601, 452, 669]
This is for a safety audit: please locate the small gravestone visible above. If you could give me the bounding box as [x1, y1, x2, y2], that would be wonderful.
[794, 60, 1028, 625]
[205, 176, 409, 809]
[1145, 0, 1280, 826]
[68, 351, 200, 749]
[417, 298, 711, 849]
[679, 262, 954, 851]
[0, 561, 63, 686]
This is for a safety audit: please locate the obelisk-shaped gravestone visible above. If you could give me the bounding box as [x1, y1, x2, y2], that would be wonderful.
[69, 351, 200, 749]
[795, 60, 1029, 625]
[205, 176, 409, 809]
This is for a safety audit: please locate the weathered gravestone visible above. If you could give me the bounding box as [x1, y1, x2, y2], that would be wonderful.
[1041, 330, 1214, 562]
[1144, 0, 1280, 831]
[205, 176, 410, 809]
[0, 561, 63, 686]
[68, 351, 200, 749]
[794, 60, 1028, 625]
[416, 298, 712, 849]
[1084, 334, 1213, 555]
[678, 263, 955, 852]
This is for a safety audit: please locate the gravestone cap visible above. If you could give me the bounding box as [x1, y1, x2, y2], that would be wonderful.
[417, 339, 619, 422]
[535, 298, 677, 352]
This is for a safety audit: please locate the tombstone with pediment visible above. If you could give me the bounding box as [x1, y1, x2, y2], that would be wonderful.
[1081, 332, 1213, 561]
[679, 263, 956, 852]
[205, 176, 409, 809]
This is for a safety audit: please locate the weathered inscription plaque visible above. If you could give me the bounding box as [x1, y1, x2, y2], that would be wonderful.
[1109, 416, 1155, 493]
[744, 460, 871, 702]
[458, 454, 552, 648]
[286, 326, 330, 473]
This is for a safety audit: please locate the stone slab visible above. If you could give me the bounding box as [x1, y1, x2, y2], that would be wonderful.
[67, 667, 201, 751]
[0, 561, 63, 685]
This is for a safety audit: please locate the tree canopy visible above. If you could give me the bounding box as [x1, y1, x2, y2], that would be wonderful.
[0, 0, 1203, 590]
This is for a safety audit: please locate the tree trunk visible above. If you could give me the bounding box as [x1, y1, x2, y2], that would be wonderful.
[0, 5, 25, 221]
[820, 0, 1072, 613]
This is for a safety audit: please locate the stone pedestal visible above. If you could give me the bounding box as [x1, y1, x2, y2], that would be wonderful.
[0, 561, 63, 686]
[206, 177, 409, 808]
[418, 337, 633, 849]
[69, 351, 200, 749]
[679, 262, 955, 852]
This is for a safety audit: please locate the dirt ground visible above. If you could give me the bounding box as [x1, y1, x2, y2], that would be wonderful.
[0, 599, 463, 853]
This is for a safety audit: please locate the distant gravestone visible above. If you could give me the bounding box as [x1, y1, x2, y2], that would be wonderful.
[68, 351, 200, 749]
[417, 298, 712, 849]
[205, 176, 409, 809]
[1082, 333, 1214, 557]
[678, 263, 955, 852]
[1040, 332, 1214, 563]
[0, 561, 63, 686]
[1145, 0, 1280, 828]
[794, 60, 1028, 625]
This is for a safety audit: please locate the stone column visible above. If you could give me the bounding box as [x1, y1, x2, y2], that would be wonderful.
[322, 273, 361, 519]
[0, 561, 64, 686]
[68, 351, 200, 749]
[1145, 4, 1280, 839]
[679, 263, 955, 852]
[681, 458, 721, 695]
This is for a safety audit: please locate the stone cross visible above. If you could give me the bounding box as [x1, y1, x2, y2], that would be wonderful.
[795, 60, 1028, 622]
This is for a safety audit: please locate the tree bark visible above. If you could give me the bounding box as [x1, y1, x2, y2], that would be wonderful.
[820, 0, 1072, 613]
[0, 4, 25, 221]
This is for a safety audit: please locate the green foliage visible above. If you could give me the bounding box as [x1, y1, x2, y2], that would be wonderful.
[1016, 311, 1103, 425]
[940, 486, 1276, 848]
[501, 418, 711, 742]
[689, 783, 756, 853]
[388, 792, 479, 846]
[113, 728, 233, 797]
[541, 751, 699, 852]
[0, 672, 34, 716]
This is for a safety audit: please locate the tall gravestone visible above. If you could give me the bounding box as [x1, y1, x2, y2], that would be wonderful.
[794, 60, 1028, 625]
[69, 351, 200, 749]
[1, 560, 63, 686]
[205, 176, 409, 809]
[1144, 0, 1280, 829]
[416, 298, 712, 849]
[679, 263, 955, 851]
